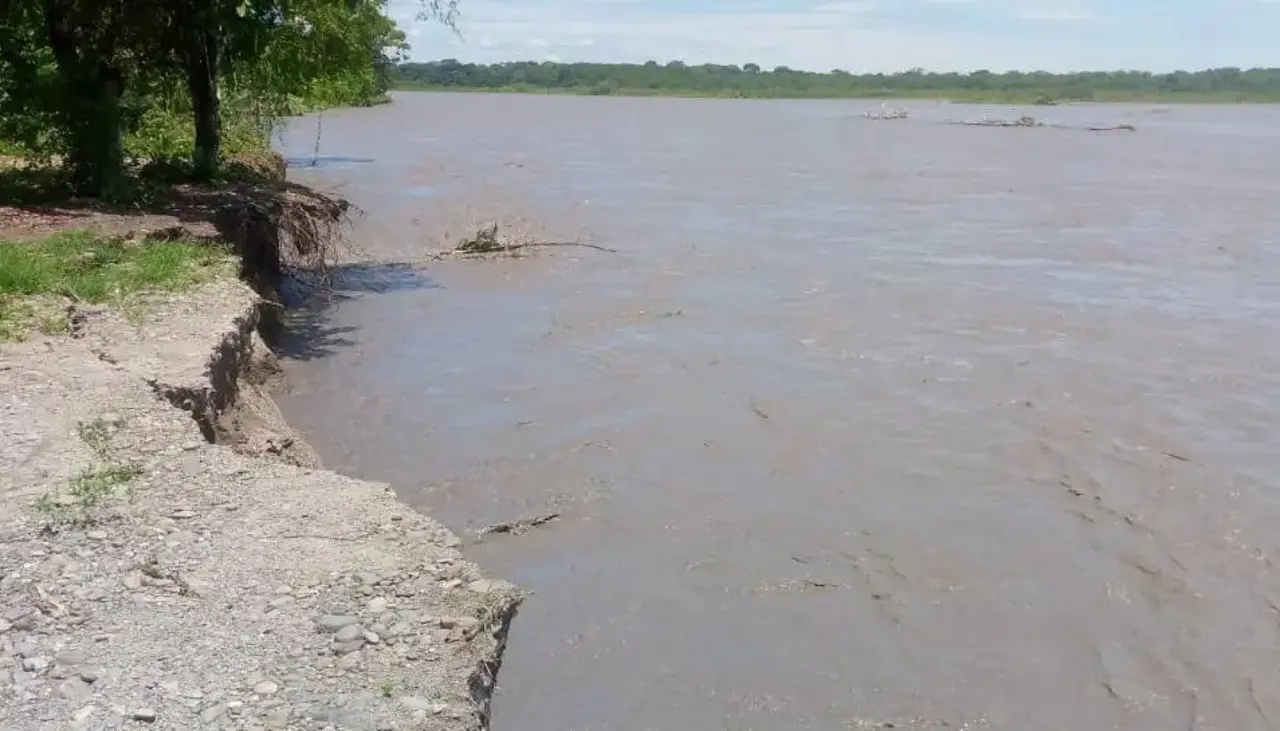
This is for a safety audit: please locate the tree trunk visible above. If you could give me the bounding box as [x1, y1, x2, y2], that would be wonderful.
[185, 29, 221, 181]
[45, 3, 124, 197]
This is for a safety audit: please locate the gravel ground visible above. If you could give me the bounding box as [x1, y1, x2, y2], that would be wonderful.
[0, 280, 522, 731]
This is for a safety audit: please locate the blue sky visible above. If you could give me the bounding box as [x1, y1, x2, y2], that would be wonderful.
[388, 0, 1280, 73]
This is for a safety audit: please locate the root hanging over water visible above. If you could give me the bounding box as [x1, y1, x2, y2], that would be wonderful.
[213, 183, 353, 289]
[434, 222, 616, 260]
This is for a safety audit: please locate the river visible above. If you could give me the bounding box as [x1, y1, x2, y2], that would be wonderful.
[274, 92, 1280, 731]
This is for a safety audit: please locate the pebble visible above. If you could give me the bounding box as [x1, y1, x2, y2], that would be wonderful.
[363, 631, 381, 645]
[22, 656, 50, 673]
[332, 640, 365, 654]
[264, 707, 291, 728]
[467, 578, 511, 594]
[170, 509, 196, 519]
[316, 615, 359, 633]
[254, 680, 280, 696]
[86, 530, 108, 541]
[131, 708, 157, 722]
[78, 667, 100, 683]
[57, 677, 93, 701]
[368, 597, 389, 614]
[12, 615, 38, 631]
[199, 703, 228, 723]
[334, 624, 364, 643]
[122, 571, 144, 590]
[437, 616, 479, 631]
[72, 705, 96, 726]
[56, 650, 87, 666]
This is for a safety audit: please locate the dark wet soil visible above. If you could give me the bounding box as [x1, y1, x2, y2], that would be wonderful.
[274, 93, 1280, 730]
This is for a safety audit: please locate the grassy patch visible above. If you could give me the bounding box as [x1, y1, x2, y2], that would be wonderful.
[0, 229, 236, 340]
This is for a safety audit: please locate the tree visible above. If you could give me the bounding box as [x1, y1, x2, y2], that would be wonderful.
[0, 0, 458, 190]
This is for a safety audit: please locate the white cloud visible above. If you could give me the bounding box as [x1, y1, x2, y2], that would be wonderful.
[387, 0, 1280, 73]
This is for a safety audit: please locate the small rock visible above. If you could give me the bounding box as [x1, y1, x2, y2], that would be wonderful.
[363, 632, 381, 645]
[332, 640, 365, 654]
[336, 651, 362, 671]
[253, 681, 279, 696]
[86, 531, 108, 541]
[22, 656, 50, 673]
[58, 677, 93, 701]
[316, 615, 359, 633]
[198, 703, 228, 723]
[264, 707, 291, 728]
[399, 697, 438, 712]
[51, 665, 75, 680]
[368, 597, 389, 614]
[437, 616, 479, 631]
[78, 667, 100, 683]
[334, 624, 364, 643]
[0, 620, 11, 634]
[467, 578, 507, 593]
[12, 615, 38, 632]
[356, 571, 380, 586]
[71, 705, 96, 726]
[122, 572, 144, 591]
[131, 708, 157, 723]
[170, 510, 196, 520]
[56, 650, 87, 666]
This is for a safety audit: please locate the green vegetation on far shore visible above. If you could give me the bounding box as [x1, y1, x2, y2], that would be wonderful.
[394, 60, 1280, 104]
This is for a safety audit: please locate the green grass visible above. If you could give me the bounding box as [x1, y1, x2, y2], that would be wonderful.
[0, 229, 236, 341]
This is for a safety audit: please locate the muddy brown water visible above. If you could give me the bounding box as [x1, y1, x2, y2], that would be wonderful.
[274, 92, 1280, 731]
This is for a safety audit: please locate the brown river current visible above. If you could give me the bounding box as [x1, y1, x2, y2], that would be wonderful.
[274, 93, 1280, 731]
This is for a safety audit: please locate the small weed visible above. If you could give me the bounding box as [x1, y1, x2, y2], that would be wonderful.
[35, 462, 143, 527]
[377, 681, 396, 698]
[76, 417, 116, 458]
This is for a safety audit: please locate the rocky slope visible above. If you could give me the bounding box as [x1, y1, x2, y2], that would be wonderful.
[0, 280, 522, 731]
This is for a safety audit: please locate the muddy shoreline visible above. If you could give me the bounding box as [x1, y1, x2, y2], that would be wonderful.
[0, 261, 521, 729]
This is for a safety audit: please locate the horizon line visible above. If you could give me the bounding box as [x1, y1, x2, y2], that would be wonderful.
[400, 57, 1280, 77]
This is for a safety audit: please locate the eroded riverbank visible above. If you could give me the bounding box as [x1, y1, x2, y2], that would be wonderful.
[0, 234, 520, 730]
[276, 93, 1280, 730]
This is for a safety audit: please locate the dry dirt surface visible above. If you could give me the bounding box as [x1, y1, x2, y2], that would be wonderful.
[0, 281, 522, 731]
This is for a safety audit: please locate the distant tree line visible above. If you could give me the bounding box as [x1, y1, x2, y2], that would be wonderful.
[394, 60, 1280, 102]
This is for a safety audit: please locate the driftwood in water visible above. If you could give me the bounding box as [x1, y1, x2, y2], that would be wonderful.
[478, 511, 562, 537]
[863, 107, 909, 121]
[1086, 124, 1137, 132]
[435, 222, 617, 259]
[953, 115, 1044, 128]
